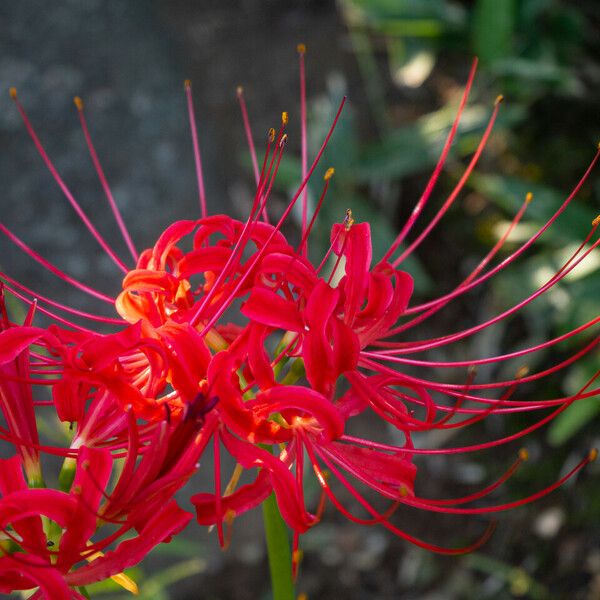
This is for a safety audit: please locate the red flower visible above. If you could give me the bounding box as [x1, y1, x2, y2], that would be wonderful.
[0, 52, 598, 581]
[0, 303, 63, 486]
[0, 447, 191, 598]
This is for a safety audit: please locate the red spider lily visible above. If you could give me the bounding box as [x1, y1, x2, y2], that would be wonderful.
[0, 47, 598, 585]
[0, 298, 63, 486]
[0, 447, 190, 599]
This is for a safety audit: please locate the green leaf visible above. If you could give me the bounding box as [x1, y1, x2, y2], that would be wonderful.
[471, 0, 516, 64]
[548, 397, 600, 446]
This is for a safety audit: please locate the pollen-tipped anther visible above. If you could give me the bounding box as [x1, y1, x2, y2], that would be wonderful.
[515, 365, 530, 379]
[518, 448, 529, 461]
[292, 548, 303, 565]
[525, 192, 534, 203]
[297, 43, 306, 54]
[184, 79, 192, 90]
[268, 127, 276, 143]
[282, 111, 289, 125]
[236, 85, 243, 97]
[324, 167, 335, 181]
[344, 208, 354, 231]
[495, 94, 504, 105]
[592, 214, 600, 227]
[73, 96, 84, 111]
[9, 87, 17, 99]
[279, 133, 288, 148]
[589, 448, 598, 462]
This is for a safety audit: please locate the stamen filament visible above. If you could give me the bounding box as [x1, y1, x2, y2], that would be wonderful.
[184, 80, 208, 218]
[74, 96, 138, 262]
[10, 89, 129, 273]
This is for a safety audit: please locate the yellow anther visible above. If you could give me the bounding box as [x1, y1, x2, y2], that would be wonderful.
[525, 192, 533, 203]
[224, 508, 236, 525]
[293, 549, 304, 564]
[398, 484, 409, 497]
[281, 111, 289, 125]
[297, 594, 309, 600]
[9, 87, 17, 99]
[495, 94, 504, 105]
[236, 85, 243, 97]
[344, 208, 354, 231]
[592, 214, 600, 227]
[297, 43, 306, 54]
[515, 365, 530, 379]
[518, 448, 529, 461]
[224, 463, 244, 497]
[184, 79, 192, 89]
[324, 167, 335, 181]
[597, 141, 600, 150]
[279, 133, 288, 148]
[589, 448, 598, 462]
[112, 573, 139, 595]
[467, 365, 478, 377]
[73, 96, 84, 111]
[85, 548, 139, 595]
[268, 127, 276, 143]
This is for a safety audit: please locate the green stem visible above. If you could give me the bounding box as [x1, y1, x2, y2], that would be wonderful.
[262, 492, 295, 600]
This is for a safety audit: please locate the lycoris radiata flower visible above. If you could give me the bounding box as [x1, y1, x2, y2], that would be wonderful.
[0, 46, 598, 595]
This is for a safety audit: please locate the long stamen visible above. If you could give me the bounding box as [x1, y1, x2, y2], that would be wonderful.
[190, 129, 288, 326]
[236, 86, 260, 187]
[432, 366, 477, 427]
[10, 88, 129, 273]
[366, 315, 600, 369]
[379, 192, 533, 337]
[349, 367, 600, 455]
[0, 223, 114, 304]
[404, 450, 596, 514]
[0, 285, 97, 333]
[257, 113, 290, 223]
[381, 58, 478, 264]
[396, 146, 600, 320]
[434, 366, 526, 430]
[386, 227, 600, 353]
[298, 167, 334, 255]
[393, 94, 503, 266]
[1, 272, 123, 325]
[298, 43, 309, 251]
[214, 431, 225, 547]
[360, 333, 600, 394]
[74, 96, 138, 262]
[308, 442, 496, 554]
[197, 98, 347, 335]
[316, 226, 343, 275]
[184, 80, 208, 218]
[423, 449, 529, 506]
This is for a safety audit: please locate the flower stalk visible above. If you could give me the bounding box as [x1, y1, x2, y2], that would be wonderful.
[263, 491, 296, 600]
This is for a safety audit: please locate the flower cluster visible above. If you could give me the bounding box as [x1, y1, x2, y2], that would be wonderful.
[0, 52, 599, 597]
